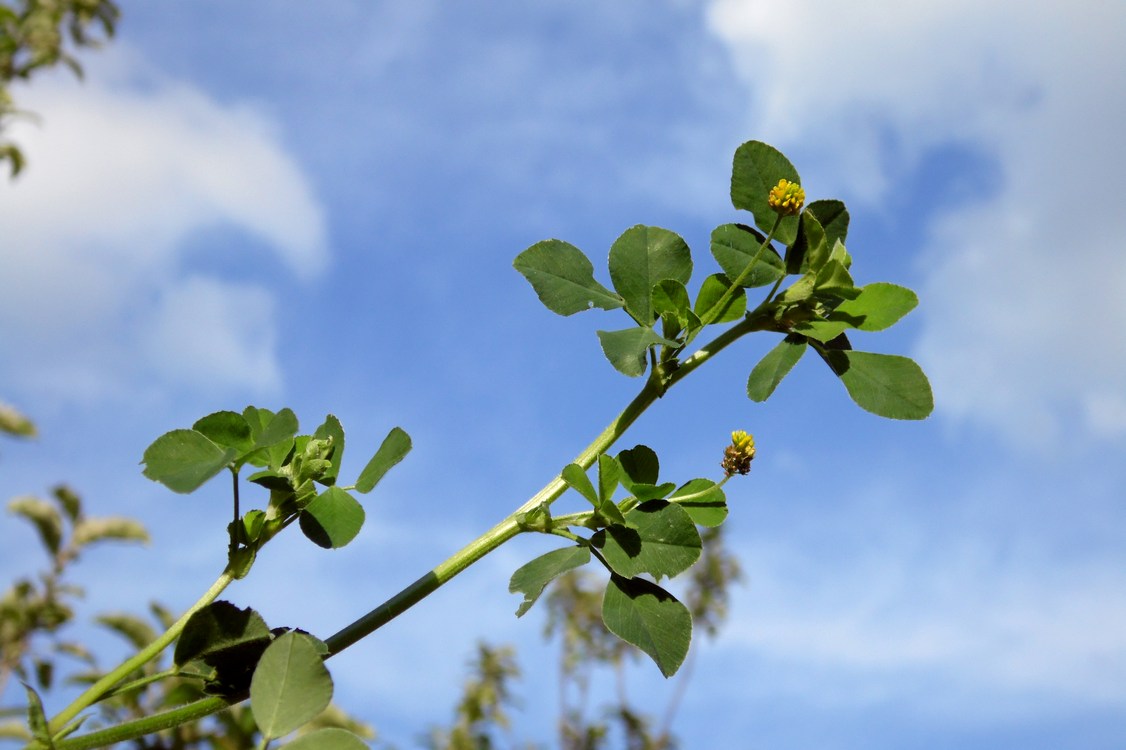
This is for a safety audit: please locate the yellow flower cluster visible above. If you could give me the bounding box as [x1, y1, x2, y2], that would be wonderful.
[721, 430, 756, 477]
[767, 178, 805, 216]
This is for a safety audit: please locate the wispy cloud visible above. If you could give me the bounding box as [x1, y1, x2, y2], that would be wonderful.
[0, 47, 327, 402]
[704, 0, 1126, 446]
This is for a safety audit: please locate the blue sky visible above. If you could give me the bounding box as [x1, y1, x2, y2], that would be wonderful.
[2, 1, 1124, 748]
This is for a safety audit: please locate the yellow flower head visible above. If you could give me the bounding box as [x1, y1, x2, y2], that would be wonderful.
[767, 178, 805, 216]
[721, 430, 756, 477]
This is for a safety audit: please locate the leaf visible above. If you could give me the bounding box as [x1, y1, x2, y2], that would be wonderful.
[355, 427, 411, 493]
[283, 728, 370, 750]
[789, 209, 827, 275]
[71, 517, 149, 547]
[591, 501, 701, 580]
[820, 350, 934, 420]
[668, 479, 728, 527]
[299, 487, 365, 549]
[7, 496, 62, 556]
[710, 224, 785, 288]
[174, 601, 272, 669]
[509, 546, 592, 617]
[730, 140, 801, 245]
[250, 632, 333, 740]
[596, 326, 678, 377]
[597, 454, 622, 505]
[192, 411, 252, 453]
[693, 273, 747, 324]
[607, 225, 693, 325]
[602, 576, 691, 678]
[747, 335, 808, 402]
[97, 613, 158, 650]
[514, 239, 623, 315]
[52, 485, 82, 524]
[561, 464, 599, 506]
[617, 445, 659, 485]
[0, 401, 36, 437]
[806, 199, 849, 259]
[141, 429, 237, 493]
[832, 282, 918, 331]
[313, 415, 346, 486]
[22, 683, 54, 749]
[251, 408, 300, 450]
[651, 279, 691, 330]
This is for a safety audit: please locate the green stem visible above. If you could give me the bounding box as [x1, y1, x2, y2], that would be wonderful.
[53, 697, 230, 750]
[47, 571, 235, 735]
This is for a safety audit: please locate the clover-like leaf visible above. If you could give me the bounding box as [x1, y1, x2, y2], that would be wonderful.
[730, 140, 801, 245]
[250, 631, 333, 740]
[592, 501, 701, 580]
[509, 546, 592, 617]
[355, 427, 411, 493]
[608, 225, 693, 325]
[747, 335, 808, 402]
[668, 479, 728, 527]
[142, 430, 238, 494]
[710, 223, 785, 289]
[820, 349, 934, 420]
[514, 239, 623, 315]
[602, 575, 691, 678]
[832, 283, 918, 331]
[693, 273, 746, 324]
[299, 487, 365, 549]
[596, 326, 678, 377]
[192, 411, 253, 454]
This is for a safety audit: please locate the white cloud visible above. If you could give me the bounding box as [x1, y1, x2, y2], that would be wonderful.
[704, 0, 1126, 445]
[0, 47, 327, 401]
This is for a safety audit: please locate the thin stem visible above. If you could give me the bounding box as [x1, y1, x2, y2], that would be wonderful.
[229, 468, 240, 558]
[694, 214, 783, 332]
[47, 571, 235, 735]
[53, 696, 230, 750]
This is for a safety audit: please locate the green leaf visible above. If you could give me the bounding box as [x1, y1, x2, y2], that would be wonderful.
[597, 454, 622, 504]
[355, 427, 411, 493]
[832, 282, 918, 331]
[693, 273, 747, 324]
[299, 487, 365, 549]
[71, 517, 149, 547]
[192, 411, 252, 453]
[730, 140, 801, 245]
[23, 683, 54, 749]
[283, 728, 370, 750]
[0, 401, 36, 437]
[592, 501, 701, 580]
[596, 326, 678, 377]
[821, 350, 934, 420]
[807, 199, 849, 259]
[174, 601, 272, 669]
[710, 224, 785, 288]
[669, 479, 728, 526]
[142, 429, 237, 493]
[813, 258, 856, 298]
[748, 335, 807, 402]
[793, 318, 850, 343]
[250, 632, 333, 740]
[313, 415, 345, 486]
[561, 463, 599, 506]
[602, 576, 691, 678]
[96, 613, 158, 650]
[7, 497, 62, 556]
[789, 209, 827, 275]
[617, 445, 659, 485]
[608, 225, 693, 325]
[53, 486, 81, 523]
[509, 546, 592, 617]
[514, 239, 623, 315]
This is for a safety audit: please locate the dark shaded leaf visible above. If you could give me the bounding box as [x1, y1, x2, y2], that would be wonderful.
[602, 576, 691, 678]
[299, 487, 365, 549]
